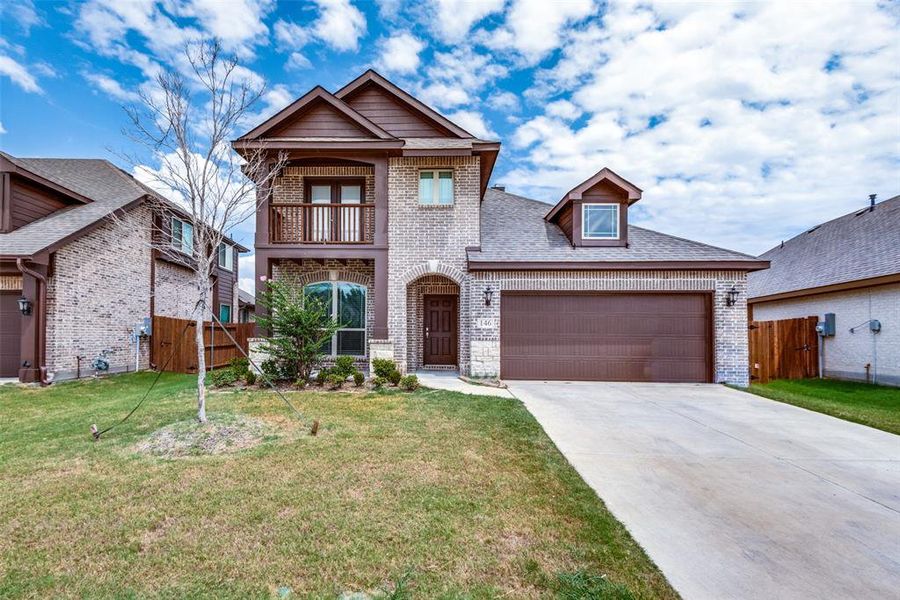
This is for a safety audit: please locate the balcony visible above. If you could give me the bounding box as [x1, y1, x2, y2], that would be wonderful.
[270, 203, 375, 244]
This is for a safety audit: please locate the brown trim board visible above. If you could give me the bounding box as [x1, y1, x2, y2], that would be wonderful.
[468, 260, 771, 272]
[749, 273, 900, 304]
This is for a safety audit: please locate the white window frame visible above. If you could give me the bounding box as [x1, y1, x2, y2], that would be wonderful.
[171, 217, 194, 255]
[582, 203, 620, 240]
[217, 242, 234, 271]
[418, 169, 454, 205]
[303, 281, 367, 356]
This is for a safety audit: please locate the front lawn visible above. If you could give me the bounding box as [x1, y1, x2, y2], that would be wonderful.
[0, 373, 675, 599]
[747, 378, 900, 435]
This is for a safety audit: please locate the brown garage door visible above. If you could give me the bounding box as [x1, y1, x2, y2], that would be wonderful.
[1, 291, 21, 377]
[501, 292, 711, 383]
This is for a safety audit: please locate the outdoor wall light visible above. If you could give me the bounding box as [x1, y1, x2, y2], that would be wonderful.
[18, 296, 32, 315]
[725, 285, 739, 307]
[483, 287, 494, 307]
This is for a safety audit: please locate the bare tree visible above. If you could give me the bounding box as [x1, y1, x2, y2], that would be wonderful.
[116, 40, 285, 422]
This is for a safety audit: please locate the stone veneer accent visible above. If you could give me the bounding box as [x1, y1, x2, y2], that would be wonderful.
[469, 270, 750, 386]
[387, 156, 480, 374]
[45, 206, 153, 380]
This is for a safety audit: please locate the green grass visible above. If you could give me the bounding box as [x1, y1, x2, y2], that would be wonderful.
[747, 378, 900, 435]
[0, 373, 676, 599]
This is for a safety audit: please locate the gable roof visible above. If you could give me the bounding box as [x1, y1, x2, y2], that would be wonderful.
[237, 86, 395, 141]
[469, 188, 768, 270]
[545, 167, 643, 222]
[0, 154, 154, 258]
[1, 152, 94, 205]
[335, 69, 474, 139]
[748, 195, 900, 301]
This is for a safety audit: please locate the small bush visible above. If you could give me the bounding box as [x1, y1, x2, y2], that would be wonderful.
[372, 376, 386, 390]
[388, 369, 402, 386]
[333, 355, 357, 378]
[325, 373, 344, 390]
[244, 370, 257, 386]
[372, 358, 396, 379]
[208, 367, 239, 388]
[260, 359, 280, 382]
[353, 371, 365, 387]
[229, 357, 250, 374]
[314, 369, 329, 386]
[399, 374, 419, 391]
[294, 377, 308, 389]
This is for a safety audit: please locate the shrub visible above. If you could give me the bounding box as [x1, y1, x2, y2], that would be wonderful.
[372, 376, 386, 390]
[353, 371, 365, 387]
[260, 358, 295, 383]
[333, 355, 357, 378]
[372, 358, 396, 379]
[244, 370, 257, 386]
[314, 368, 329, 386]
[325, 373, 344, 390]
[388, 369, 402, 386]
[208, 367, 239, 388]
[294, 377, 308, 389]
[229, 357, 250, 374]
[399, 374, 419, 391]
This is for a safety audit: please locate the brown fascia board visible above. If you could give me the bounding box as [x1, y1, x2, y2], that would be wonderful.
[334, 69, 475, 139]
[748, 272, 900, 304]
[235, 86, 396, 141]
[233, 139, 405, 151]
[0, 155, 94, 205]
[545, 167, 643, 222]
[467, 259, 771, 272]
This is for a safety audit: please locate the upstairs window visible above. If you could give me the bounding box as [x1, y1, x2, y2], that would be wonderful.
[217, 242, 234, 271]
[582, 204, 619, 240]
[171, 217, 194, 255]
[419, 170, 454, 205]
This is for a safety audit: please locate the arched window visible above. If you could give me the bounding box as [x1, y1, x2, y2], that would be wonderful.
[303, 281, 367, 356]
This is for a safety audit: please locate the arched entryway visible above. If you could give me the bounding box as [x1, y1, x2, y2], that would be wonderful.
[406, 274, 460, 371]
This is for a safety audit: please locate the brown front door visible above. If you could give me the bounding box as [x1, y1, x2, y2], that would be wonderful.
[0, 291, 22, 377]
[500, 292, 712, 383]
[423, 294, 458, 366]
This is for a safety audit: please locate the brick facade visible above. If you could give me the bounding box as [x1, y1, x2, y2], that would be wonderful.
[153, 260, 211, 321]
[45, 206, 153, 380]
[406, 275, 460, 371]
[752, 283, 899, 386]
[469, 270, 751, 386]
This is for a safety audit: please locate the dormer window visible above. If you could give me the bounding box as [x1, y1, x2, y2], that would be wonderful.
[419, 170, 453, 205]
[582, 204, 619, 240]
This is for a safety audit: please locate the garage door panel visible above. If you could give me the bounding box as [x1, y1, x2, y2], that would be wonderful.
[500, 293, 711, 383]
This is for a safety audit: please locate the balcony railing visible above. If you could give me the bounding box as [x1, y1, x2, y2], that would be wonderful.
[270, 203, 375, 244]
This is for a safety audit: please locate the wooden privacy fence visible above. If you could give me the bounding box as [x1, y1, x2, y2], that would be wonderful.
[151, 316, 255, 374]
[749, 316, 819, 384]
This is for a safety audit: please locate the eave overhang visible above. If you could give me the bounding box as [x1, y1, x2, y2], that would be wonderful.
[467, 259, 771, 272]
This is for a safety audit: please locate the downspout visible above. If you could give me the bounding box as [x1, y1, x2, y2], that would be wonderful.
[16, 258, 51, 385]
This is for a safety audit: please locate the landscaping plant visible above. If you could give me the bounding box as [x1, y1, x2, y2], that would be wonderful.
[353, 371, 365, 387]
[255, 279, 342, 382]
[399, 374, 420, 391]
[372, 358, 397, 379]
[388, 369, 403, 387]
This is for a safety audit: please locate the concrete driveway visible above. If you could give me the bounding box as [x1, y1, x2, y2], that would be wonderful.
[507, 381, 900, 600]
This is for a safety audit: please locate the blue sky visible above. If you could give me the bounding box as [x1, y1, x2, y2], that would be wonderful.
[1, 0, 898, 293]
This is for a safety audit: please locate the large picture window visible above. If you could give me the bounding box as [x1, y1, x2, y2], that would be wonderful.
[302, 281, 367, 356]
[582, 203, 619, 239]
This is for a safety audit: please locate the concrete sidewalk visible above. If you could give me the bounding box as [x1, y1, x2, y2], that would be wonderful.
[414, 370, 514, 398]
[508, 380, 900, 600]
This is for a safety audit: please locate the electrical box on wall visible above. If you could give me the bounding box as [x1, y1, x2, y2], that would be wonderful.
[816, 313, 836, 337]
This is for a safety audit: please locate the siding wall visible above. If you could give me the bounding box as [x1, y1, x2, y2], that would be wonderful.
[9, 178, 71, 231]
[752, 283, 900, 386]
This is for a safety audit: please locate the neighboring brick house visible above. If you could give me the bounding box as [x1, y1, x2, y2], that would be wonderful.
[235, 70, 768, 386]
[0, 152, 246, 383]
[749, 195, 900, 386]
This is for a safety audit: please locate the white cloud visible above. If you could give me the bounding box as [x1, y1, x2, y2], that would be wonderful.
[488, 0, 597, 64]
[376, 32, 425, 74]
[0, 121, 6, 135]
[174, 0, 275, 55]
[508, 1, 900, 254]
[83, 72, 140, 102]
[487, 91, 520, 112]
[0, 0, 42, 34]
[0, 53, 41, 93]
[312, 0, 366, 52]
[274, 18, 310, 50]
[239, 253, 256, 294]
[418, 46, 508, 109]
[428, 0, 505, 43]
[444, 109, 498, 139]
[286, 51, 312, 70]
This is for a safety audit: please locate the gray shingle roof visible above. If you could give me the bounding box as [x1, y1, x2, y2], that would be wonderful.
[238, 289, 255, 305]
[0, 153, 151, 257]
[469, 189, 764, 266]
[748, 195, 900, 299]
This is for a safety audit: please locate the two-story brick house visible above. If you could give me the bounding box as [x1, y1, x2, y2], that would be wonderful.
[0, 152, 246, 383]
[236, 71, 768, 385]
